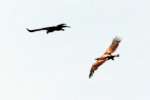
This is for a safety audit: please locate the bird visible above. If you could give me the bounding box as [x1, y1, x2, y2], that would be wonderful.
[26, 23, 70, 34]
[89, 36, 121, 78]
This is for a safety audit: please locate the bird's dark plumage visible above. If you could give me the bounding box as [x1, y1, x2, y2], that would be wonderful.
[26, 23, 70, 34]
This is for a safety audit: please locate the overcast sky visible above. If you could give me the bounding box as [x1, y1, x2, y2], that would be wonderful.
[0, 0, 150, 100]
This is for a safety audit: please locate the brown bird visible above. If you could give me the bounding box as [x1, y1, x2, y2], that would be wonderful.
[89, 36, 121, 78]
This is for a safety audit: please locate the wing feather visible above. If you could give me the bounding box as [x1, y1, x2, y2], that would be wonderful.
[89, 59, 106, 78]
[105, 36, 121, 54]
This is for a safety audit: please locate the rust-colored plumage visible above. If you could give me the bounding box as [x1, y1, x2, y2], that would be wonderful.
[89, 36, 121, 78]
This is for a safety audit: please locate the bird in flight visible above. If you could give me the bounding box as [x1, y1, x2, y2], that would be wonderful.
[26, 23, 70, 34]
[89, 36, 121, 78]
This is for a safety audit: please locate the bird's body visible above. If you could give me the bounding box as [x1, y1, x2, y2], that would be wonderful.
[26, 23, 70, 34]
[89, 36, 121, 78]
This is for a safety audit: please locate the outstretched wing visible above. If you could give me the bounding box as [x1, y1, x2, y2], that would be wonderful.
[105, 36, 121, 54]
[26, 28, 47, 32]
[89, 59, 107, 78]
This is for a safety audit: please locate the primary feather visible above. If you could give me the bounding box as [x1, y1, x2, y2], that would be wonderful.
[105, 36, 121, 54]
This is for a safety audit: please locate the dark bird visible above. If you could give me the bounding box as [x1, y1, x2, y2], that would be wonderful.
[89, 36, 121, 78]
[26, 23, 70, 34]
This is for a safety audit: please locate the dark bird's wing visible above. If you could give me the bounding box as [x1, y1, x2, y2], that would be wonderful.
[26, 28, 48, 32]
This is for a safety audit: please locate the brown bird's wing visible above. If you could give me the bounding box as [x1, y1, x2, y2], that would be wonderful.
[89, 36, 121, 78]
[89, 59, 107, 78]
[104, 36, 121, 54]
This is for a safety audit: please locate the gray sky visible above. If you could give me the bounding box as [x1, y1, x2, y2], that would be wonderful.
[0, 0, 150, 100]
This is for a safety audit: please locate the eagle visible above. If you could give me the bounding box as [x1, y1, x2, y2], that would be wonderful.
[89, 36, 121, 78]
[26, 23, 70, 34]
